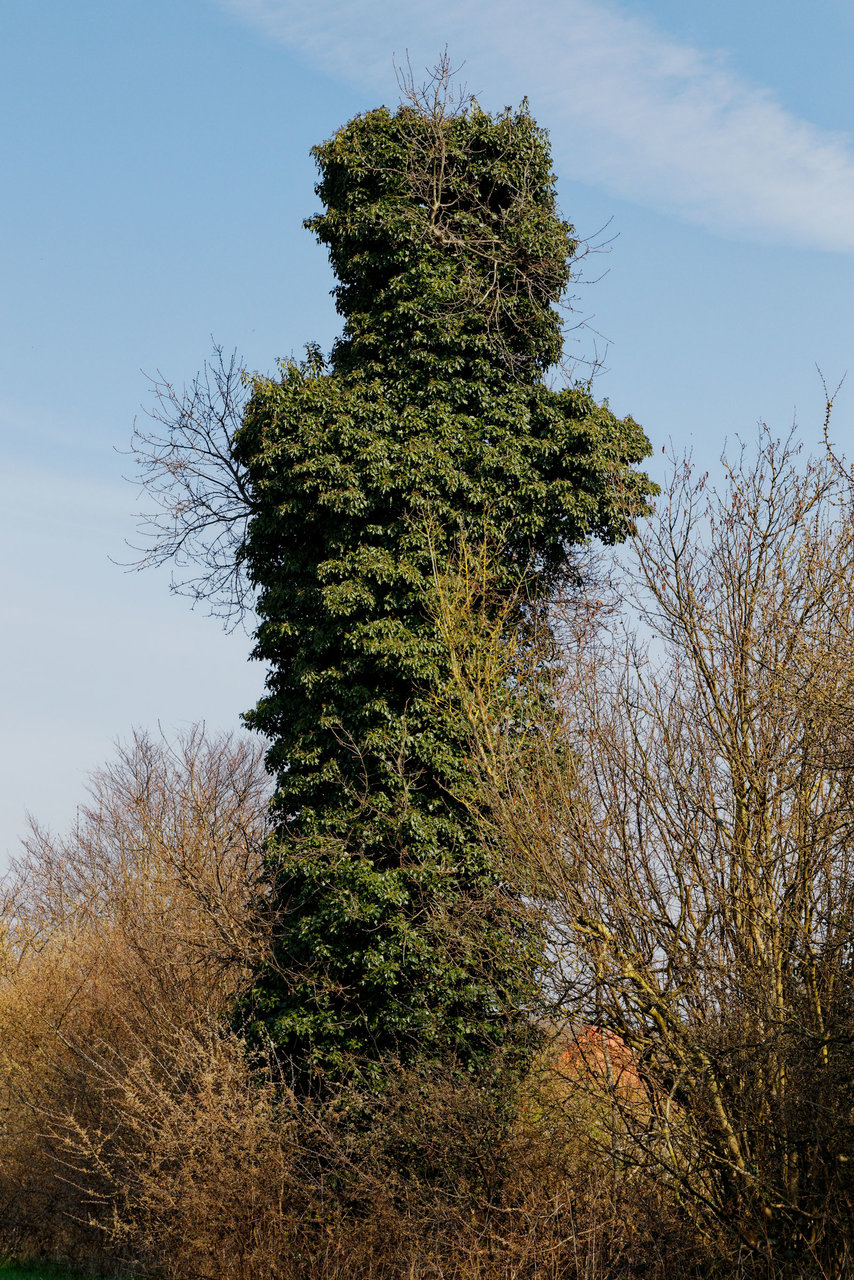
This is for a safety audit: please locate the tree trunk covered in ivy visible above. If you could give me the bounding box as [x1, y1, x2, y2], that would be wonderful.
[234, 91, 656, 1087]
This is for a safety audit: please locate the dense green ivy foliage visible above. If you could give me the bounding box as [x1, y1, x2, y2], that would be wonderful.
[234, 98, 656, 1085]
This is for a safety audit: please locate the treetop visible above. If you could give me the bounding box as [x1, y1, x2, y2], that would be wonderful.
[307, 95, 576, 379]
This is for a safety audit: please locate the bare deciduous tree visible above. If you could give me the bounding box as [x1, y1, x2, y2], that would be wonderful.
[448, 429, 854, 1276]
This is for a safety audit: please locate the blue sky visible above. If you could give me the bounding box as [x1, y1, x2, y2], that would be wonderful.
[2, 0, 853, 858]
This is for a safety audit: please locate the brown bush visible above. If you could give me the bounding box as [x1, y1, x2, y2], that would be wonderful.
[0, 726, 271, 1266]
[52, 1022, 699, 1280]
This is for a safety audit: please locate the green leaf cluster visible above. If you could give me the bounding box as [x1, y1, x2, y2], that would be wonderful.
[235, 97, 656, 1086]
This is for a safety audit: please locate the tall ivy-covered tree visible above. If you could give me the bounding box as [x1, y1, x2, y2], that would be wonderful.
[228, 86, 657, 1086]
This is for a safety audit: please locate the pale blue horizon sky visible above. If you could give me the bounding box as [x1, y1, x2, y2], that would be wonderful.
[2, 0, 853, 859]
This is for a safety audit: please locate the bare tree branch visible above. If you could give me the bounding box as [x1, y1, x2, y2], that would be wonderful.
[124, 345, 256, 628]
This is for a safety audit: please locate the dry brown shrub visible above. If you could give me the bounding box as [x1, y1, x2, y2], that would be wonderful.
[0, 726, 271, 1265]
[54, 1023, 698, 1280]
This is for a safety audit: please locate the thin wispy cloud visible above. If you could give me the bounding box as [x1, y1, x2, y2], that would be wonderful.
[219, 0, 854, 253]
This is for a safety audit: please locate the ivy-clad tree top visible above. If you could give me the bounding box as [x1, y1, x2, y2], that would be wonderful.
[309, 99, 574, 377]
[232, 88, 657, 1084]
[238, 99, 654, 584]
